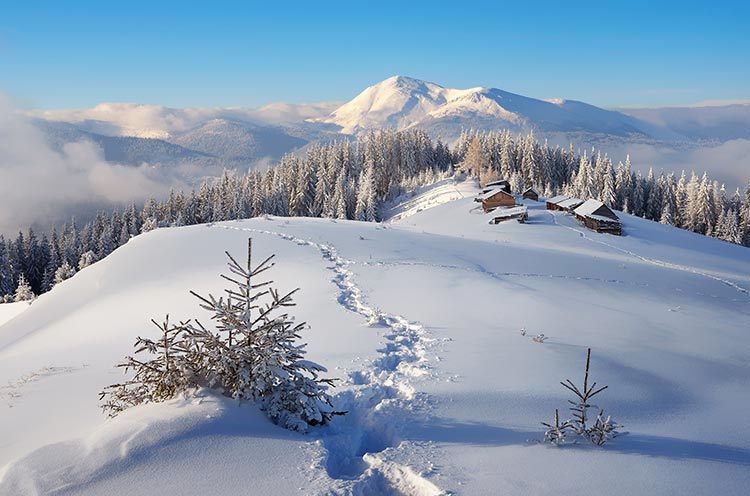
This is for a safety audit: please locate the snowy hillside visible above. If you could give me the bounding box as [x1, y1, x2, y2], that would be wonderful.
[1, 179, 749, 495]
[318, 76, 660, 139]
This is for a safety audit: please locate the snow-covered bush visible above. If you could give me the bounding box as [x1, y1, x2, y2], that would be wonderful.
[53, 261, 77, 285]
[542, 348, 624, 446]
[78, 250, 97, 270]
[101, 238, 340, 431]
[13, 275, 35, 302]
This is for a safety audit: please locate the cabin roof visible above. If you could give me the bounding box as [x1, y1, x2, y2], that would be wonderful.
[547, 194, 568, 204]
[489, 205, 527, 218]
[486, 179, 510, 187]
[574, 199, 619, 220]
[558, 197, 584, 209]
[477, 188, 513, 201]
[523, 187, 538, 194]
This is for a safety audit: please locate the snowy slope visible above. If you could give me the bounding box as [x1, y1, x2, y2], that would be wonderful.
[1, 179, 750, 495]
[318, 76, 657, 139]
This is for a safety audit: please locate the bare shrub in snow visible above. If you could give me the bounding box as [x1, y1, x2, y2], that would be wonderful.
[532, 333, 547, 343]
[542, 348, 624, 446]
[101, 238, 340, 432]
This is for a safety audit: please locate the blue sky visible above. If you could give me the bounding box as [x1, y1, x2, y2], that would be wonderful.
[1, 0, 748, 109]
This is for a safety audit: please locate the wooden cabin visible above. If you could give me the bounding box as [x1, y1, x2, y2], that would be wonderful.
[522, 187, 539, 201]
[573, 199, 622, 235]
[546, 195, 569, 211]
[478, 188, 516, 212]
[483, 180, 511, 194]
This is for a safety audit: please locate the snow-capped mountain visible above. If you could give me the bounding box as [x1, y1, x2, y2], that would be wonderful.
[2, 179, 749, 495]
[317, 76, 667, 139]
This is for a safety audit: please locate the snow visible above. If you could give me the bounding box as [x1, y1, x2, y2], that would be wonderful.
[546, 194, 569, 204]
[2, 178, 750, 495]
[489, 205, 528, 219]
[0, 301, 29, 327]
[557, 197, 585, 210]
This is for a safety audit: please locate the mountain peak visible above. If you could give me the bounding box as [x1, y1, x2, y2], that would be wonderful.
[321, 76, 651, 139]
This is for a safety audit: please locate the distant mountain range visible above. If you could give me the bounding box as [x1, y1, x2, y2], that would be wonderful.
[28, 76, 750, 170]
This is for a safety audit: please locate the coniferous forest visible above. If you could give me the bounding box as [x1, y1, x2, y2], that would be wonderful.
[1, 128, 749, 302]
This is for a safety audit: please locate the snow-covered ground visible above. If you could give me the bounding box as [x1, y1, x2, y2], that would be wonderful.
[0, 301, 29, 327]
[1, 178, 749, 495]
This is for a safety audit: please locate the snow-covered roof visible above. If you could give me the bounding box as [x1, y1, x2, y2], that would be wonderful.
[490, 205, 527, 218]
[477, 188, 511, 201]
[587, 213, 621, 223]
[486, 180, 510, 187]
[558, 198, 584, 209]
[574, 199, 619, 220]
[523, 187, 538, 193]
[547, 194, 568, 204]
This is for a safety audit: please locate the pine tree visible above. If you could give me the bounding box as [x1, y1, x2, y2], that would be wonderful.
[78, 250, 97, 270]
[101, 239, 339, 432]
[660, 202, 673, 226]
[0, 237, 14, 299]
[464, 136, 487, 180]
[14, 274, 35, 302]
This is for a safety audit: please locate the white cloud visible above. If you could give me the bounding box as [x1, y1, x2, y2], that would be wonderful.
[0, 94, 171, 235]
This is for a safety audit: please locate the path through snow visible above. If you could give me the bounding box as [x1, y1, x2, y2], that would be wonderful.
[213, 223, 446, 496]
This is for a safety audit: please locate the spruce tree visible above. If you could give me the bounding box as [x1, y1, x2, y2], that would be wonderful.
[14, 274, 35, 302]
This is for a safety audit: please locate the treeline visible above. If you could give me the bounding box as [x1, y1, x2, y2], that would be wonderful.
[2, 128, 749, 303]
[0, 129, 452, 301]
[456, 130, 750, 245]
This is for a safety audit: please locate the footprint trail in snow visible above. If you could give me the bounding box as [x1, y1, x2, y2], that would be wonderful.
[214, 223, 446, 496]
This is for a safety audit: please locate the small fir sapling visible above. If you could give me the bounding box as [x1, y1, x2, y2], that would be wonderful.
[542, 348, 624, 446]
[101, 238, 341, 431]
[561, 348, 608, 436]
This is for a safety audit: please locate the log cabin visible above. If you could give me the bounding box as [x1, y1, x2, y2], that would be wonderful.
[478, 188, 516, 212]
[522, 187, 539, 201]
[573, 199, 622, 235]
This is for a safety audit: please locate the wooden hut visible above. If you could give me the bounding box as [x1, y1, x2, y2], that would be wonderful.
[483, 180, 511, 194]
[573, 199, 622, 235]
[478, 188, 515, 212]
[522, 187, 539, 201]
[546, 195, 569, 211]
